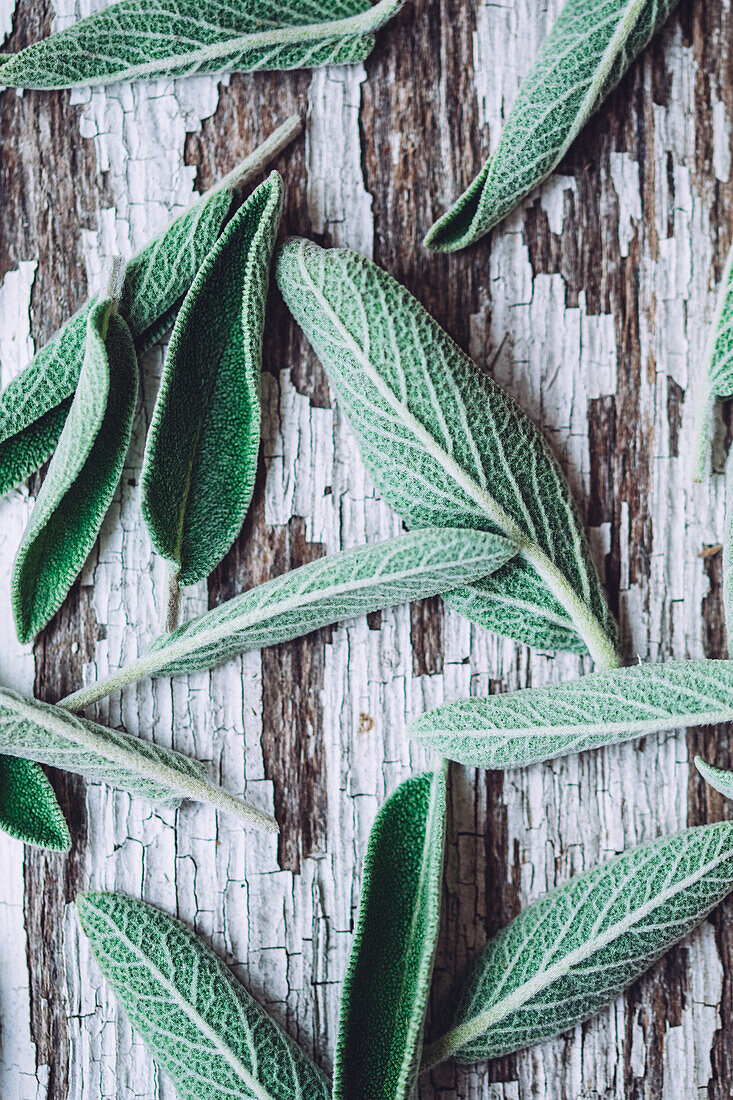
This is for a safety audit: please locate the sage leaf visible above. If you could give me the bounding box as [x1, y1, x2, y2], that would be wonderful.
[60, 529, 516, 712]
[0, 687, 276, 832]
[77, 891, 330, 1100]
[409, 659, 733, 770]
[0, 0, 401, 89]
[275, 237, 618, 664]
[695, 756, 733, 801]
[12, 297, 138, 643]
[0, 755, 71, 851]
[0, 116, 302, 497]
[693, 243, 733, 479]
[422, 821, 733, 1066]
[141, 172, 284, 593]
[334, 764, 448, 1100]
[424, 0, 680, 252]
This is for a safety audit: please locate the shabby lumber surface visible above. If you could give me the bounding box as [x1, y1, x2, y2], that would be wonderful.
[0, 0, 732, 1097]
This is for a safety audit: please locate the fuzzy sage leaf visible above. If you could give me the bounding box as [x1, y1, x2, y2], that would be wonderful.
[695, 757, 733, 802]
[275, 238, 618, 664]
[0, 687, 275, 832]
[334, 765, 447, 1100]
[60, 529, 516, 712]
[0, 0, 401, 89]
[12, 296, 138, 643]
[693, 243, 733, 479]
[0, 755, 71, 851]
[77, 891, 330, 1100]
[424, 0, 680, 252]
[422, 821, 733, 1066]
[409, 659, 733, 769]
[0, 116, 301, 497]
[141, 173, 283, 594]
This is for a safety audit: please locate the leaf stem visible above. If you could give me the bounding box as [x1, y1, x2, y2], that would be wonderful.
[166, 565, 181, 634]
[213, 114, 303, 198]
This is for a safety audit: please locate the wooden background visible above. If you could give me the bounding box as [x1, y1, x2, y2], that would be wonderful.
[1, 0, 732, 1096]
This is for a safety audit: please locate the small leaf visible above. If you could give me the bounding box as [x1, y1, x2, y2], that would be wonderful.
[0, 0, 402, 89]
[141, 172, 284, 588]
[424, 0, 680, 252]
[693, 243, 733, 479]
[409, 658, 733, 769]
[422, 821, 733, 1066]
[12, 298, 138, 643]
[60, 529, 517, 711]
[0, 686, 276, 832]
[0, 755, 71, 851]
[0, 117, 301, 496]
[77, 891, 330, 1100]
[695, 756, 733, 801]
[275, 237, 618, 664]
[334, 765, 448, 1100]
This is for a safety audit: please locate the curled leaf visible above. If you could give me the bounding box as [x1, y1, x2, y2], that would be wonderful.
[141, 172, 284, 589]
[78, 891, 330, 1099]
[693, 243, 733, 480]
[0, 755, 71, 851]
[695, 756, 733, 801]
[424, 0, 680, 252]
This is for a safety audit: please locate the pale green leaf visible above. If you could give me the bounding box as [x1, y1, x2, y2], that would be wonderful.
[12, 299, 138, 643]
[409, 659, 733, 770]
[695, 756, 733, 801]
[0, 755, 71, 851]
[693, 243, 733, 479]
[0, 117, 301, 496]
[334, 765, 448, 1100]
[275, 237, 618, 664]
[422, 821, 733, 1066]
[424, 0, 680, 252]
[60, 529, 517, 712]
[77, 891, 330, 1100]
[141, 173, 284, 588]
[0, 687, 275, 832]
[0, 0, 402, 89]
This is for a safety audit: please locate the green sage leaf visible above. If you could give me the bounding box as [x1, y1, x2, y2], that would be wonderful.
[693, 243, 733, 479]
[695, 756, 733, 801]
[0, 755, 71, 851]
[409, 658, 733, 769]
[12, 298, 138, 643]
[424, 0, 680, 252]
[334, 765, 448, 1100]
[77, 891, 330, 1100]
[0, 0, 401, 89]
[141, 172, 284, 588]
[0, 687, 275, 832]
[0, 117, 301, 497]
[60, 529, 517, 712]
[422, 821, 733, 1066]
[275, 237, 618, 664]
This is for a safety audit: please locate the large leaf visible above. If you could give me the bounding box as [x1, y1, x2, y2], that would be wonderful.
[0, 0, 402, 89]
[60, 529, 517, 712]
[0, 687, 275, 832]
[78, 891, 330, 1100]
[693, 243, 733, 479]
[424, 0, 680, 252]
[334, 765, 448, 1100]
[141, 173, 283, 591]
[422, 821, 733, 1066]
[409, 659, 733, 769]
[12, 299, 138, 643]
[0, 755, 71, 851]
[0, 116, 301, 496]
[275, 237, 618, 664]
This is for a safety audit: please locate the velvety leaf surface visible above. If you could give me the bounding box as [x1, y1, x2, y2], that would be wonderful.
[12, 300, 138, 643]
[78, 892, 330, 1100]
[275, 237, 618, 664]
[0, 0, 401, 88]
[0, 755, 71, 850]
[424, 0, 680, 251]
[60, 529, 517, 711]
[422, 822, 733, 1065]
[695, 757, 733, 802]
[141, 173, 284, 586]
[0, 687, 275, 831]
[334, 765, 448, 1100]
[409, 659, 733, 769]
[693, 243, 733, 478]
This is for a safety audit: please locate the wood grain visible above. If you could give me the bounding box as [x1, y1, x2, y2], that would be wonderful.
[1, 0, 732, 1096]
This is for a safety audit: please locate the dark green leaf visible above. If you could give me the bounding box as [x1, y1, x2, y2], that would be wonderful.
[0, 755, 70, 851]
